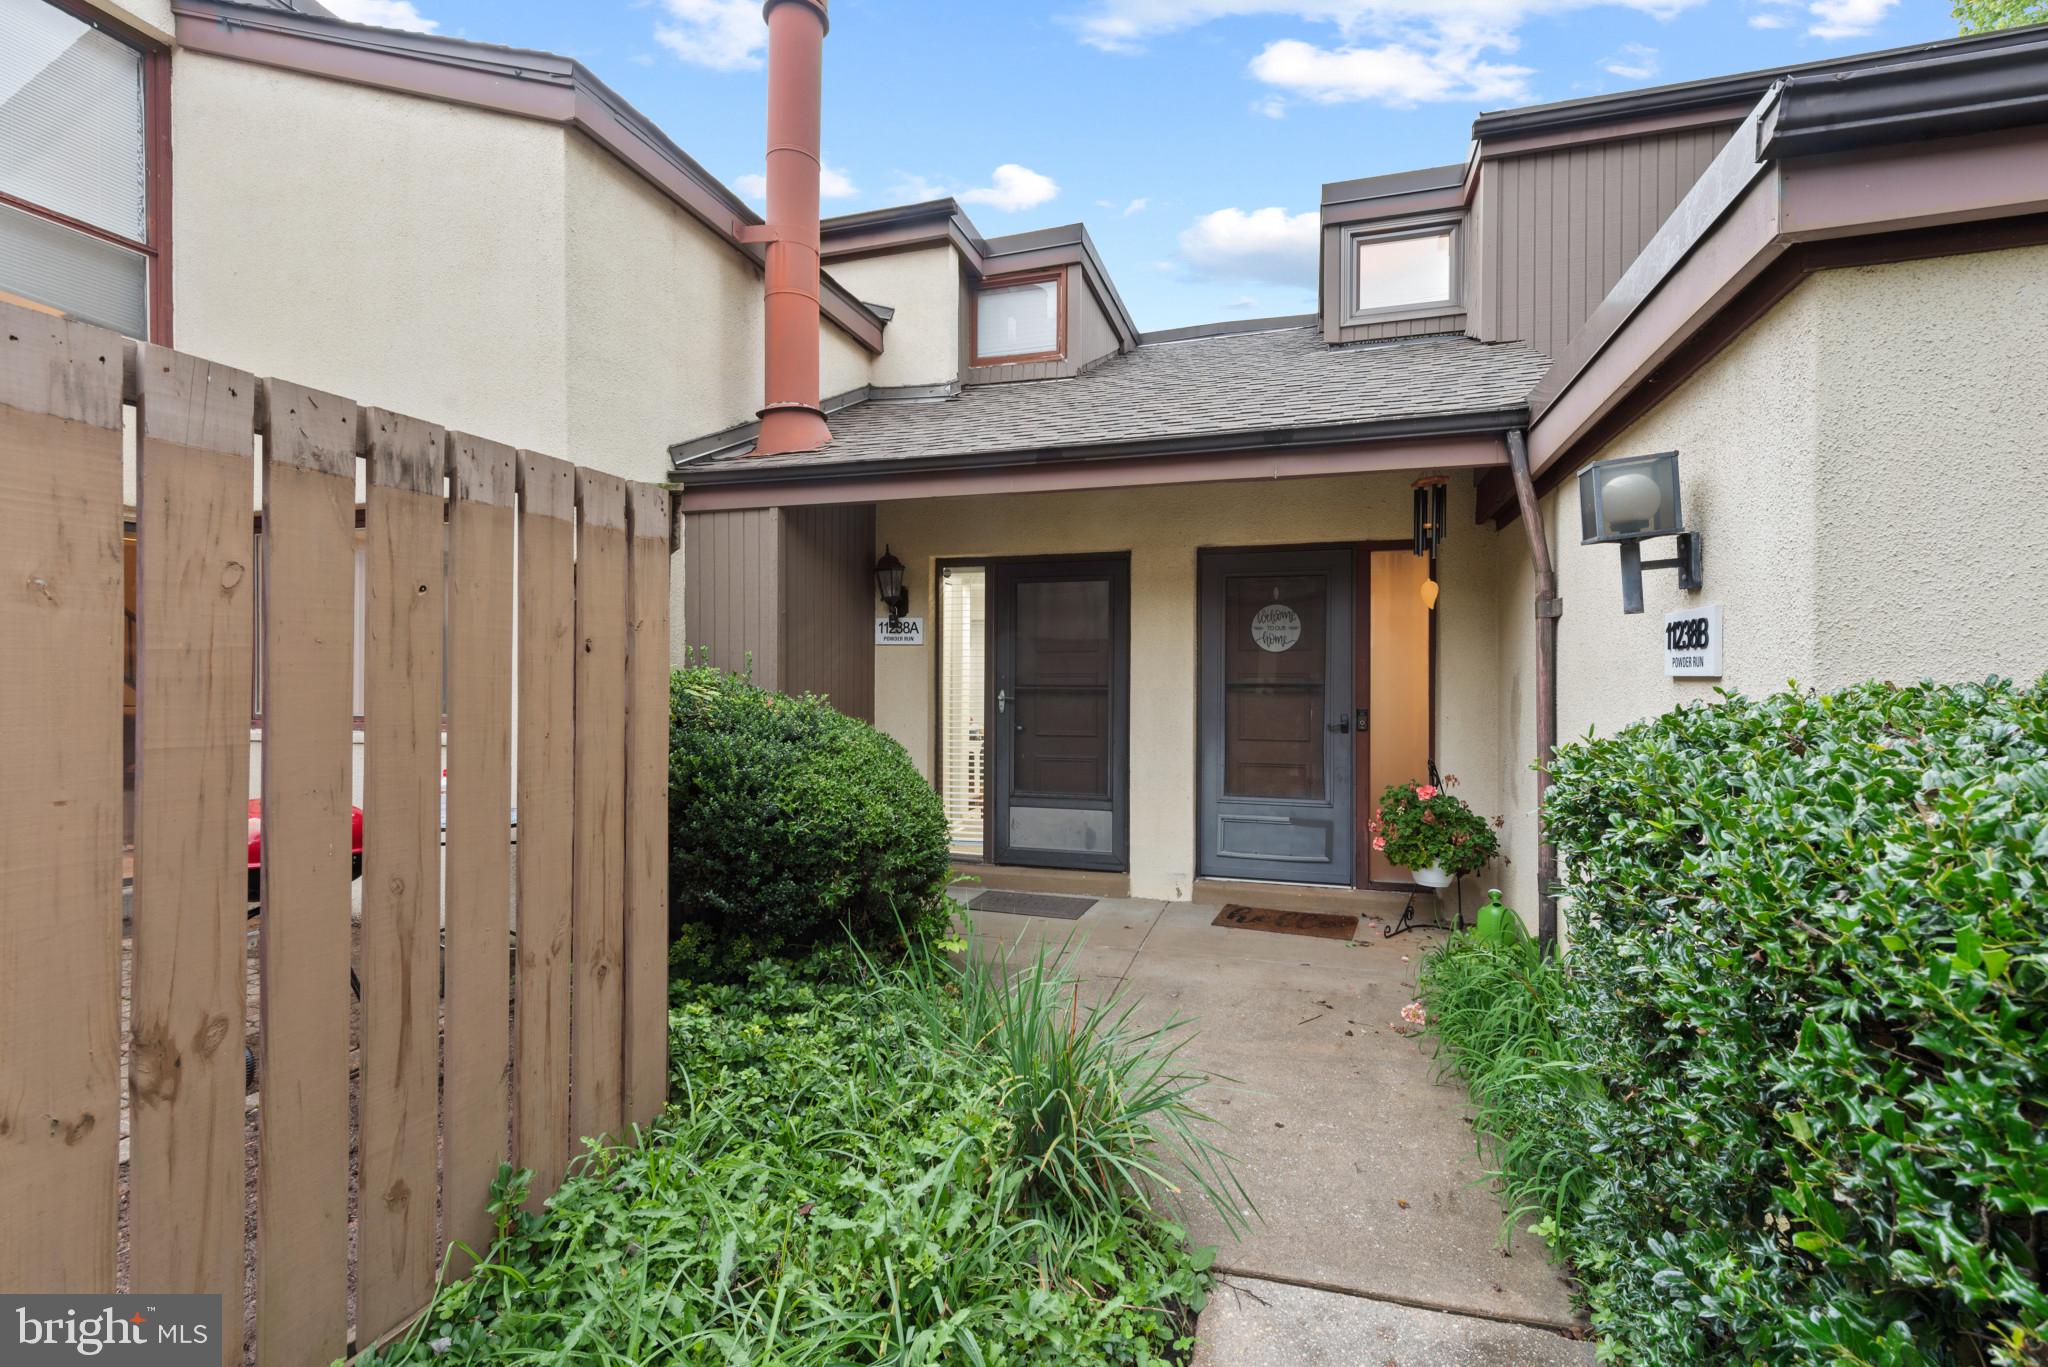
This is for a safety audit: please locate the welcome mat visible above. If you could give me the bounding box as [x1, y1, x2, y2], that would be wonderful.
[968, 890, 1096, 920]
[1213, 904, 1360, 941]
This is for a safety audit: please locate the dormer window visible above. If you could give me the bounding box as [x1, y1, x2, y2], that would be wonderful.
[972, 269, 1065, 365]
[1340, 218, 1461, 326]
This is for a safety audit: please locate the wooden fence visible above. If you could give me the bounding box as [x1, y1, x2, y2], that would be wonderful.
[0, 301, 673, 1366]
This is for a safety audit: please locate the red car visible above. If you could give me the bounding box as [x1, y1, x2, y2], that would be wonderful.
[246, 798, 364, 905]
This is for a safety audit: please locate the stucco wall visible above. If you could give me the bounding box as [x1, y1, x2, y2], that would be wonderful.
[172, 53, 574, 455]
[1496, 244, 2048, 920]
[825, 244, 962, 389]
[875, 472, 1511, 902]
[86, 0, 171, 42]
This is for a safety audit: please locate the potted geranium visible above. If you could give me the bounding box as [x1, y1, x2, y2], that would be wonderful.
[1371, 777, 1499, 888]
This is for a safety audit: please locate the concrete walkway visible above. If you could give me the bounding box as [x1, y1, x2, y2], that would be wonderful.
[961, 892, 1595, 1366]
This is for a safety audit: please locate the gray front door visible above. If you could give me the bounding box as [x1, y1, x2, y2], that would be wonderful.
[1198, 548, 1355, 885]
[990, 558, 1129, 872]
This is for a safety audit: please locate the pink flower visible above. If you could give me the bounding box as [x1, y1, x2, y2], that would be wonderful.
[1372, 836, 1386, 851]
[1400, 1001, 1427, 1027]
[1416, 784, 1439, 800]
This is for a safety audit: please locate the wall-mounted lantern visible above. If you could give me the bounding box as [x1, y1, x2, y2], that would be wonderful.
[873, 546, 909, 621]
[1577, 450, 1703, 614]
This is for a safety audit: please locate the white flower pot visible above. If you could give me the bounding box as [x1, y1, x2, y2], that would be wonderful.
[1412, 864, 1454, 889]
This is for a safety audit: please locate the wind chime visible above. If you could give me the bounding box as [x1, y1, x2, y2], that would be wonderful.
[1412, 476, 1447, 610]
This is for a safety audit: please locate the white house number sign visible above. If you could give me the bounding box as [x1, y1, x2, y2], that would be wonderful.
[1251, 604, 1303, 653]
[875, 617, 925, 646]
[1663, 603, 1723, 678]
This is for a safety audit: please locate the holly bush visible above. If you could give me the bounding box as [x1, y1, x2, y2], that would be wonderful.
[1528, 679, 2048, 1364]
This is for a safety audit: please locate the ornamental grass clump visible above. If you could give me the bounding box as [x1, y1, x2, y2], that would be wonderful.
[1425, 678, 2048, 1366]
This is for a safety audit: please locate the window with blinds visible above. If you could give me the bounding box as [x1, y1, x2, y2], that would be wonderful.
[938, 566, 987, 859]
[972, 274, 1061, 363]
[0, 0, 157, 338]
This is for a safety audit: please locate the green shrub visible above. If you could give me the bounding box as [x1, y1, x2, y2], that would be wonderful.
[667, 667, 952, 968]
[1430, 679, 2048, 1365]
[360, 945, 1227, 1365]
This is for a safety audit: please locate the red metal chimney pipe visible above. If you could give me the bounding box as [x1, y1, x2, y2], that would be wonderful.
[744, 0, 832, 457]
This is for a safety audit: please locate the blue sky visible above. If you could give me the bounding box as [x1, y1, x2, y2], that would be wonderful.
[328, 0, 1957, 330]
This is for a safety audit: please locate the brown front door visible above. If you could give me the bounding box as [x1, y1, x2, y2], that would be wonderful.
[1197, 548, 1355, 885]
[989, 558, 1129, 872]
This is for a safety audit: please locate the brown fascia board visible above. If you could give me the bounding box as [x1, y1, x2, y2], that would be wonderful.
[1471, 23, 2048, 147]
[1521, 70, 2048, 492]
[1320, 160, 1475, 228]
[170, 0, 886, 352]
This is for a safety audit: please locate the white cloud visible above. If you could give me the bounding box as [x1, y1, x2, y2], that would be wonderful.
[887, 173, 952, 203]
[1178, 206, 1320, 287]
[1806, 0, 1896, 37]
[732, 161, 859, 204]
[1602, 42, 1658, 80]
[958, 164, 1061, 213]
[1252, 36, 1533, 106]
[1070, 0, 1707, 109]
[1252, 94, 1290, 117]
[321, 0, 438, 31]
[1122, 196, 1149, 216]
[1749, 11, 1788, 25]
[654, 0, 764, 71]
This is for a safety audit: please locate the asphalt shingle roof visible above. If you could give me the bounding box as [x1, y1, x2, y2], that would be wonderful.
[685, 325, 1551, 474]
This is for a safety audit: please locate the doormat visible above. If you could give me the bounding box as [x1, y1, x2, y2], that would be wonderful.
[1213, 904, 1360, 941]
[968, 890, 1097, 920]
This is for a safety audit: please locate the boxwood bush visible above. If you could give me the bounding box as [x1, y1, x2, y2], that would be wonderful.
[1434, 679, 2048, 1365]
[668, 666, 952, 969]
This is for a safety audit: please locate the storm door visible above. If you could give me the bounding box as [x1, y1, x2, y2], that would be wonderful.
[989, 558, 1128, 871]
[1197, 548, 1355, 884]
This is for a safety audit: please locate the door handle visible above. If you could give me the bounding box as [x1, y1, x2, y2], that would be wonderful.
[996, 689, 1009, 715]
[1327, 716, 1351, 734]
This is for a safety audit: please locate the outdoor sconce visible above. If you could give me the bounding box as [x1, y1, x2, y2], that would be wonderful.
[1577, 450, 1703, 614]
[873, 546, 909, 621]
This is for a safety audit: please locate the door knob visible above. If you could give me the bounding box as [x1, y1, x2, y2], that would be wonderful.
[1326, 717, 1351, 734]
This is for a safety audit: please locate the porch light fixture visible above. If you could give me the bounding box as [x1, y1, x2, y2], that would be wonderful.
[874, 546, 909, 621]
[1577, 450, 1703, 614]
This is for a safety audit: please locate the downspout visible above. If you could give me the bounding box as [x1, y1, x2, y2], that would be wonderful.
[1505, 429, 1561, 951]
[743, 0, 833, 458]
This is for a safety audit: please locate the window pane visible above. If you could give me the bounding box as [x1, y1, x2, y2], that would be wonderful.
[1222, 573, 1329, 801]
[0, 197, 146, 335]
[1355, 231, 1452, 313]
[976, 278, 1059, 359]
[0, 0, 147, 241]
[939, 567, 987, 858]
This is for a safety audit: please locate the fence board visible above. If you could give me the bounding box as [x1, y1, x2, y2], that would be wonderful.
[570, 471, 629, 1149]
[356, 409, 447, 1344]
[129, 347, 257, 1366]
[444, 432, 517, 1267]
[622, 482, 672, 1130]
[0, 307, 126, 1293]
[512, 451, 577, 1208]
[254, 378, 359, 1367]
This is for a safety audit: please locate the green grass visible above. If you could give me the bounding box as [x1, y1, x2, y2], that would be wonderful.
[357, 936, 1240, 1366]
